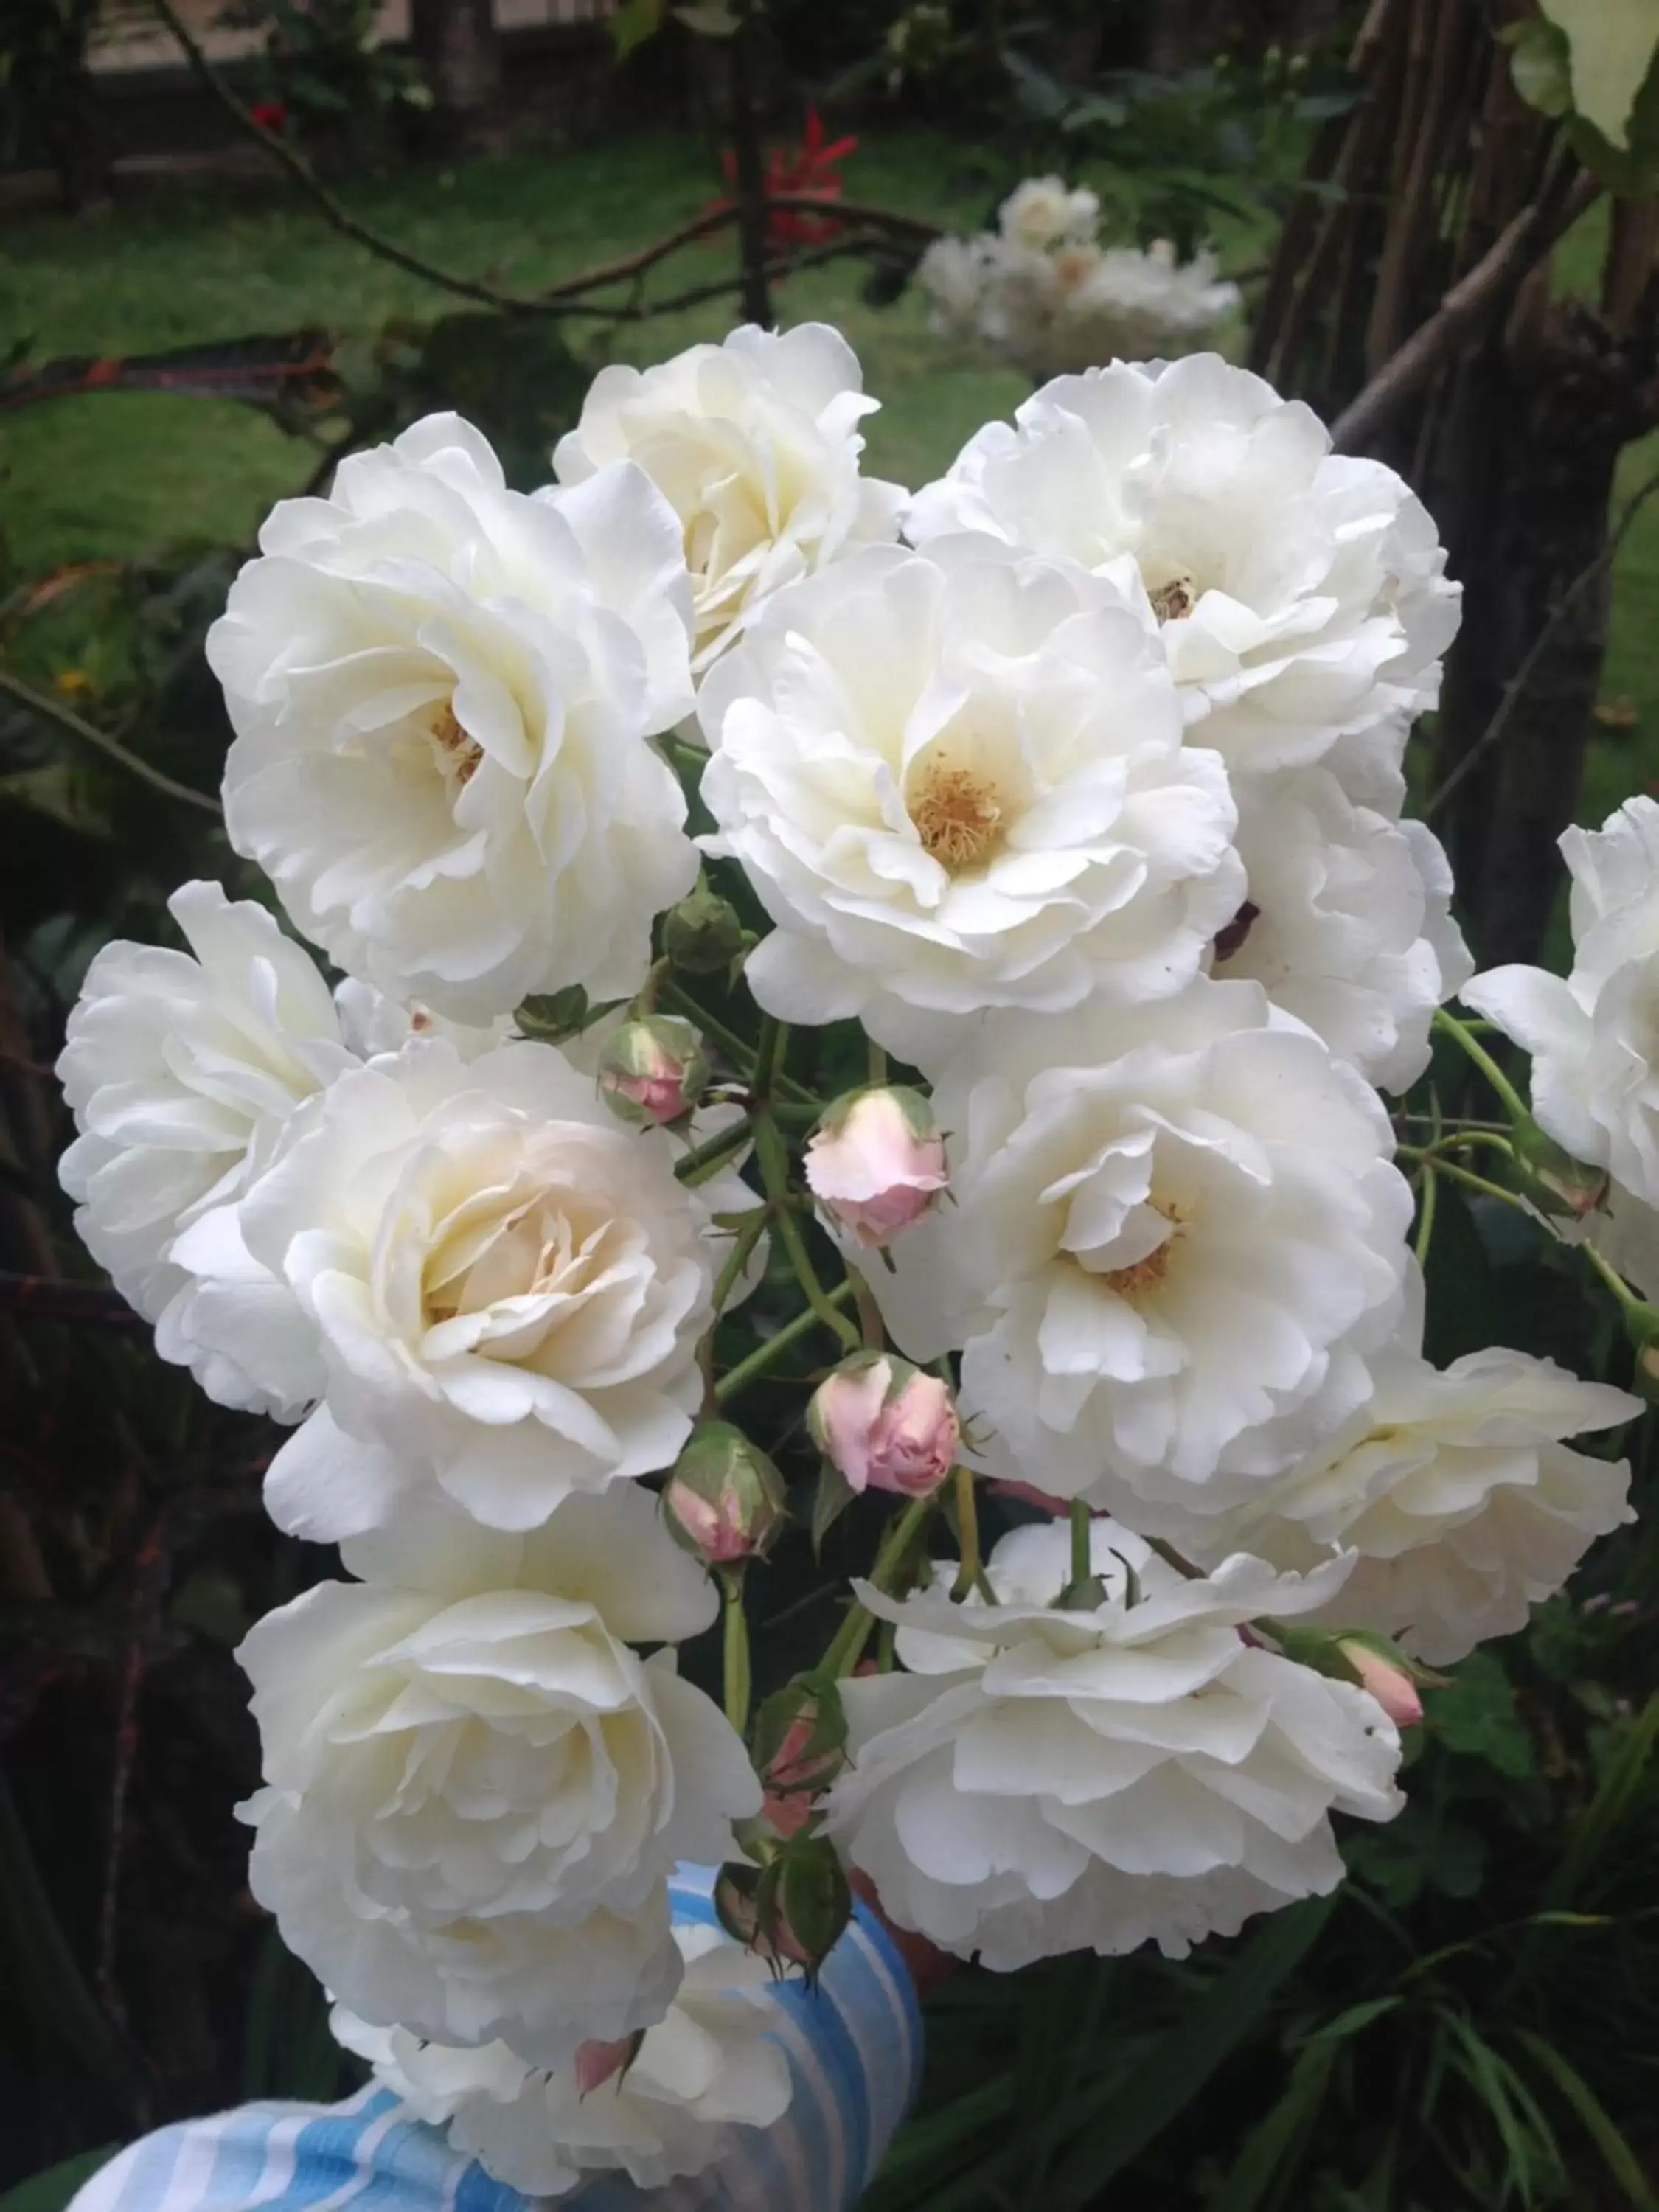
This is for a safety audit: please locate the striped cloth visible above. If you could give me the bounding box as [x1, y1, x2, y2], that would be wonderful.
[69, 1870, 923, 2212]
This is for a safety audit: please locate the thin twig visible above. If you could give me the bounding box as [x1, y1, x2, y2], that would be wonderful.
[0, 666, 221, 817]
[1330, 168, 1602, 455]
[1427, 466, 1659, 818]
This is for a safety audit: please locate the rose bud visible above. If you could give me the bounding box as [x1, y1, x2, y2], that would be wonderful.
[804, 1086, 947, 1248]
[664, 1420, 788, 1566]
[808, 1352, 958, 1498]
[715, 1837, 852, 1981]
[597, 1015, 709, 1128]
[753, 1676, 847, 1839]
[1338, 1639, 1425, 1729]
[663, 875, 748, 977]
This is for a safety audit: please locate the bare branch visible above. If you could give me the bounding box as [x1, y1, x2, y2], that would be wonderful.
[0, 667, 222, 818]
[1330, 169, 1603, 455]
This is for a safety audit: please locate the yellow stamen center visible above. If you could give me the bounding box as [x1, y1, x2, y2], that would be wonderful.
[908, 765, 1006, 873]
[1097, 1206, 1183, 1301]
[432, 703, 484, 788]
[1148, 574, 1197, 625]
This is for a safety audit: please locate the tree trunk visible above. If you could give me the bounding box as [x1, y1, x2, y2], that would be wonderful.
[1428, 290, 1657, 967]
[409, 0, 502, 156]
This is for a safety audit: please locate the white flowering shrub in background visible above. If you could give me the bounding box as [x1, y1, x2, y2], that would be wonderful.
[917, 174, 1241, 382]
[55, 308, 1659, 2200]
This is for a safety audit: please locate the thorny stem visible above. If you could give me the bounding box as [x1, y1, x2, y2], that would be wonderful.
[714, 1281, 858, 1406]
[658, 983, 819, 1107]
[1394, 1146, 1531, 1215]
[1579, 1238, 1648, 1323]
[1414, 1161, 1439, 1268]
[675, 1119, 753, 1187]
[711, 1208, 770, 1316]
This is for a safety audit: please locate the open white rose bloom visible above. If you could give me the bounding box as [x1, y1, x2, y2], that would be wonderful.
[554, 322, 905, 672]
[54, 320, 1653, 2201]
[825, 1522, 1402, 1969]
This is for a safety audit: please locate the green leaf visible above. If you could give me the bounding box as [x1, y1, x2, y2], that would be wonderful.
[675, 1, 740, 32]
[1047, 1893, 1338, 2203]
[1507, 15, 1574, 118]
[1539, 0, 1659, 149]
[1425, 1651, 1537, 1779]
[1209, 2040, 1338, 2212]
[1547, 1689, 1659, 1909]
[1514, 2031, 1659, 2211]
[609, 0, 665, 58]
[0, 2149, 121, 2212]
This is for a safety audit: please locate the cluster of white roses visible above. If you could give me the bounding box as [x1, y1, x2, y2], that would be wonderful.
[919, 174, 1242, 381]
[55, 316, 1644, 2194]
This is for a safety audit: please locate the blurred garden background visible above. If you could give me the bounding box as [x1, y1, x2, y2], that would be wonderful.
[9, 3, 1659, 2208]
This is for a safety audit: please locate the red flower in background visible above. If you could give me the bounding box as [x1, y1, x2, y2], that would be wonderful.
[249, 100, 288, 134]
[716, 107, 858, 248]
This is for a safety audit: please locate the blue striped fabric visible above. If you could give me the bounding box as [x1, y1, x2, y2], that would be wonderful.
[69, 1871, 923, 2212]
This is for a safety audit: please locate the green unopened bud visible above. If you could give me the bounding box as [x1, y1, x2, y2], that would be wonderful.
[597, 1015, 709, 1128]
[715, 1834, 852, 1980]
[1513, 1115, 1609, 1222]
[662, 875, 748, 976]
[664, 1420, 788, 1565]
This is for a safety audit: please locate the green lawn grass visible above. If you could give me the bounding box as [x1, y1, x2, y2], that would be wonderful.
[2, 125, 1655, 829]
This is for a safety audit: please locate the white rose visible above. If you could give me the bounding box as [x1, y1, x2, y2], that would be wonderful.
[333, 1923, 791, 2198]
[1015, 243, 1241, 381]
[998, 175, 1099, 251]
[907, 355, 1461, 775]
[1212, 767, 1471, 1092]
[1464, 796, 1659, 1205]
[1203, 1330, 1638, 1665]
[56, 880, 352, 1416]
[855, 980, 1413, 1528]
[824, 1520, 1402, 1971]
[229, 1034, 716, 1540]
[918, 234, 997, 344]
[212, 413, 697, 1022]
[240, 1486, 759, 2066]
[695, 540, 1242, 1067]
[553, 324, 905, 673]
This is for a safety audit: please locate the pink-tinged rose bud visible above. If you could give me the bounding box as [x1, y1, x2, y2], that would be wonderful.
[572, 2032, 641, 2096]
[1340, 1640, 1424, 1729]
[597, 1015, 709, 1129]
[804, 1086, 947, 1248]
[758, 1698, 845, 1838]
[809, 1353, 958, 1498]
[664, 1421, 788, 1565]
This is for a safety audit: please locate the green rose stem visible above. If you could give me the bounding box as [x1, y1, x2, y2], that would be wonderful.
[722, 1568, 752, 1736]
[1393, 1141, 1531, 1214]
[751, 1105, 861, 1357]
[713, 1280, 858, 1406]
[658, 981, 820, 1107]
[1069, 1497, 1092, 1590]
[711, 1208, 771, 1316]
[1432, 1006, 1532, 1125]
[949, 1464, 981, 1603]
[675, 1119, 754, 1186]
[822, 1490, 942, 1680]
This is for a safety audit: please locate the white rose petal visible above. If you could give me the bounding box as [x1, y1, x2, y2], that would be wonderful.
[1464, 796, 1659, 1204]
[908, 355, 1461, 775]
[212, 414, 697, 1022]
[696, 539, 1242, 1067]
[1214, 766, 1471, 1091]
[332, 1923, 791, 2199]
[56, 880, 352, 1415]
[824, 1520, 1402, 1971]
[240, 1486, 758, 2067]
[227, 1034, 716, 1540]
[1202, 1325, 1638, 1666]
[554, 324, 905, 673]
[856, 980, 1413, 1528]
